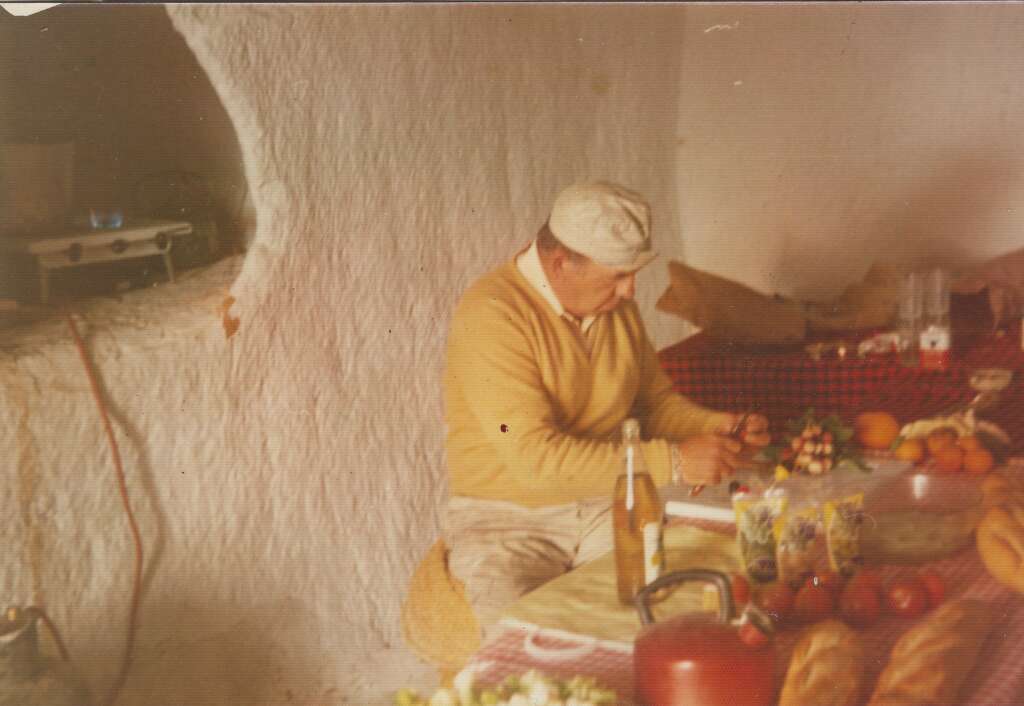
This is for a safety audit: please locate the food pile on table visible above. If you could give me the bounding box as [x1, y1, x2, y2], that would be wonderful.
[404, 401, 1024, 706]
[395, 668, 616, 706]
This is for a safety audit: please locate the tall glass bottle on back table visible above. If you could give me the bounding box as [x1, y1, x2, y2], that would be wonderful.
[613, 418, 665, 605]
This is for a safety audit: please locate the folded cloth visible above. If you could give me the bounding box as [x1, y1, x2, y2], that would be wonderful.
[658, 260, 905, 346]
[401, 539, 481, 674]
[657, 261, 806, 345]
[501, 525, 741, 644]
[804, 262, 903, 333]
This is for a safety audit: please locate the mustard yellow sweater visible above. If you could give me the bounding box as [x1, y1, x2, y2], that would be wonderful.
[444, 260, 731, 507]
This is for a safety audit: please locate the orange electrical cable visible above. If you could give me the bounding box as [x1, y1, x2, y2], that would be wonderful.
[64, 311, 144, 706]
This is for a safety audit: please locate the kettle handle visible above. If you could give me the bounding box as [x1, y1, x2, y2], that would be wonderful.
[634, 569, 735, 627]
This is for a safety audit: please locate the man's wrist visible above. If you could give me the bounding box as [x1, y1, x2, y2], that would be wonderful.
[670, 444, 684, 486]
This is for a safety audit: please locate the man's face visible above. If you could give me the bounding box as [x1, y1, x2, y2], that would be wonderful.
[554, 255, 639, 318]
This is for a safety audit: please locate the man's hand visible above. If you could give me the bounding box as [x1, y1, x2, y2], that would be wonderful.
[718, 413, 771, 448]
[676, 434, 743, 486]
[675, 413, 771, 487]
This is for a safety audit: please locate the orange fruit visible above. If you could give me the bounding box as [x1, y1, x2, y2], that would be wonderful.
[894, 437, 926, 464]
[854, 411, 901, 450]
[957, 435, 984, 452]
[964, 448, 995, 475]
[925, 428, 959, 456]
[932, 445, 964, 473]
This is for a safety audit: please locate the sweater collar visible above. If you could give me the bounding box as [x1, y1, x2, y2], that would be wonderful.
[516, 241, 596, 333]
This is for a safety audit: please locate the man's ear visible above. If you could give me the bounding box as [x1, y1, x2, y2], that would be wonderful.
[548, 248, 567, 279]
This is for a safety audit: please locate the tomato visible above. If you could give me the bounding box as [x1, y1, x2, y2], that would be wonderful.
[885, 577, 930, 619]
[757, 583, 796, 623]
[804, 571, 844, 598]
[839, 579, 881, 626]
[793, 584, 834, 624]
[731, 573, 752, 606]
[738, 619, 771, 649]
[918, 570, 945, 608]
[851, 568, 885, 596]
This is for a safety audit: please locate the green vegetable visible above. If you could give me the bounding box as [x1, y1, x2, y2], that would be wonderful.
[765, 408, 870, 475]
[393, 670, 617, 706]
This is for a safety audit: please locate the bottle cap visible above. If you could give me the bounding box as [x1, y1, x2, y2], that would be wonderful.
[622, 418, 641, 440]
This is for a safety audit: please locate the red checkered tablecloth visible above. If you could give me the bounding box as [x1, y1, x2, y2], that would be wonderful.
[658, 321, 1024, 453]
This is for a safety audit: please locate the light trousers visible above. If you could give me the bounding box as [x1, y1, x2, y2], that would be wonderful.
[442, 495, 613, 640]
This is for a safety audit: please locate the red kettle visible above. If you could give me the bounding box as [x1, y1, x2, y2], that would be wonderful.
[633, 570, 776, 706]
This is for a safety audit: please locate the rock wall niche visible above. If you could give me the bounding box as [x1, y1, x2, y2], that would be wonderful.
[1, 4, 689, 704]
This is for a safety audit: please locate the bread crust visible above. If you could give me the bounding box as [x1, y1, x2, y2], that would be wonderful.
[867, 599, 994, 706]
[977, 502, 1024, 593]
[779, 619, 865, 706]
[980, 472, 1024, 511]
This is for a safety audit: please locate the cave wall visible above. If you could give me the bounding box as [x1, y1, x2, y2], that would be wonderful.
[2, 4, 689, 703]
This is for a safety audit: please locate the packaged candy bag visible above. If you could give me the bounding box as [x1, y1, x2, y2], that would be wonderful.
[774, 504, 827, 588]
[824, 493, 865, 578]
[734, 493, 787, 583]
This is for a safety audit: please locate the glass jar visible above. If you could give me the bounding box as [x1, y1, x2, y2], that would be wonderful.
[0, 606, 91, 706]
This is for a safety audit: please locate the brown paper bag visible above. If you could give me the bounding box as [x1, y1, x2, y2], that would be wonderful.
[658, 261, 905, 345]
[657, 260, 807, 345]
[804, 263, 903, 333]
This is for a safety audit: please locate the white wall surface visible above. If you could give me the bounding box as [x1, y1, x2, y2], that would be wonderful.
[1, 4, 688, 704]
[676, 2, 1024, 301]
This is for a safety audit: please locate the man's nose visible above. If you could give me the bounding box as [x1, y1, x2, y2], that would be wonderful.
[616, 275, 636, 300]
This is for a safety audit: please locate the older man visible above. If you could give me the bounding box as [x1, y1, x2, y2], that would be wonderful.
[442, 181, 769, 634]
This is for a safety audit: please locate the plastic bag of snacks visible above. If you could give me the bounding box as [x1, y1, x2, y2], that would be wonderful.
[773, 502, 828, 588]
[734, 490, 788, 584]
[823, 493, 866, 578]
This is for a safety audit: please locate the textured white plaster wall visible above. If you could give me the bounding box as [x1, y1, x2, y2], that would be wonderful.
[1, 4, 688, 704]
[675, 3, 1024, 301]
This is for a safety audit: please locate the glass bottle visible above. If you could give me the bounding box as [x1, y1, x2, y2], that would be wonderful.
[919, 268, 951, 371]
[0, 606, 92, 706]
[613, 418, 665, 605]
[896, 271, 922, 367]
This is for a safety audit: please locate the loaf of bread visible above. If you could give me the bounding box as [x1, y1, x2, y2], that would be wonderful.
[977, 501, 1024, 593]
[865, 696, 939, 706]
[867, 598, 994, 706]
[980, 472, 1024, 510]
[779, 619, 866, 706]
